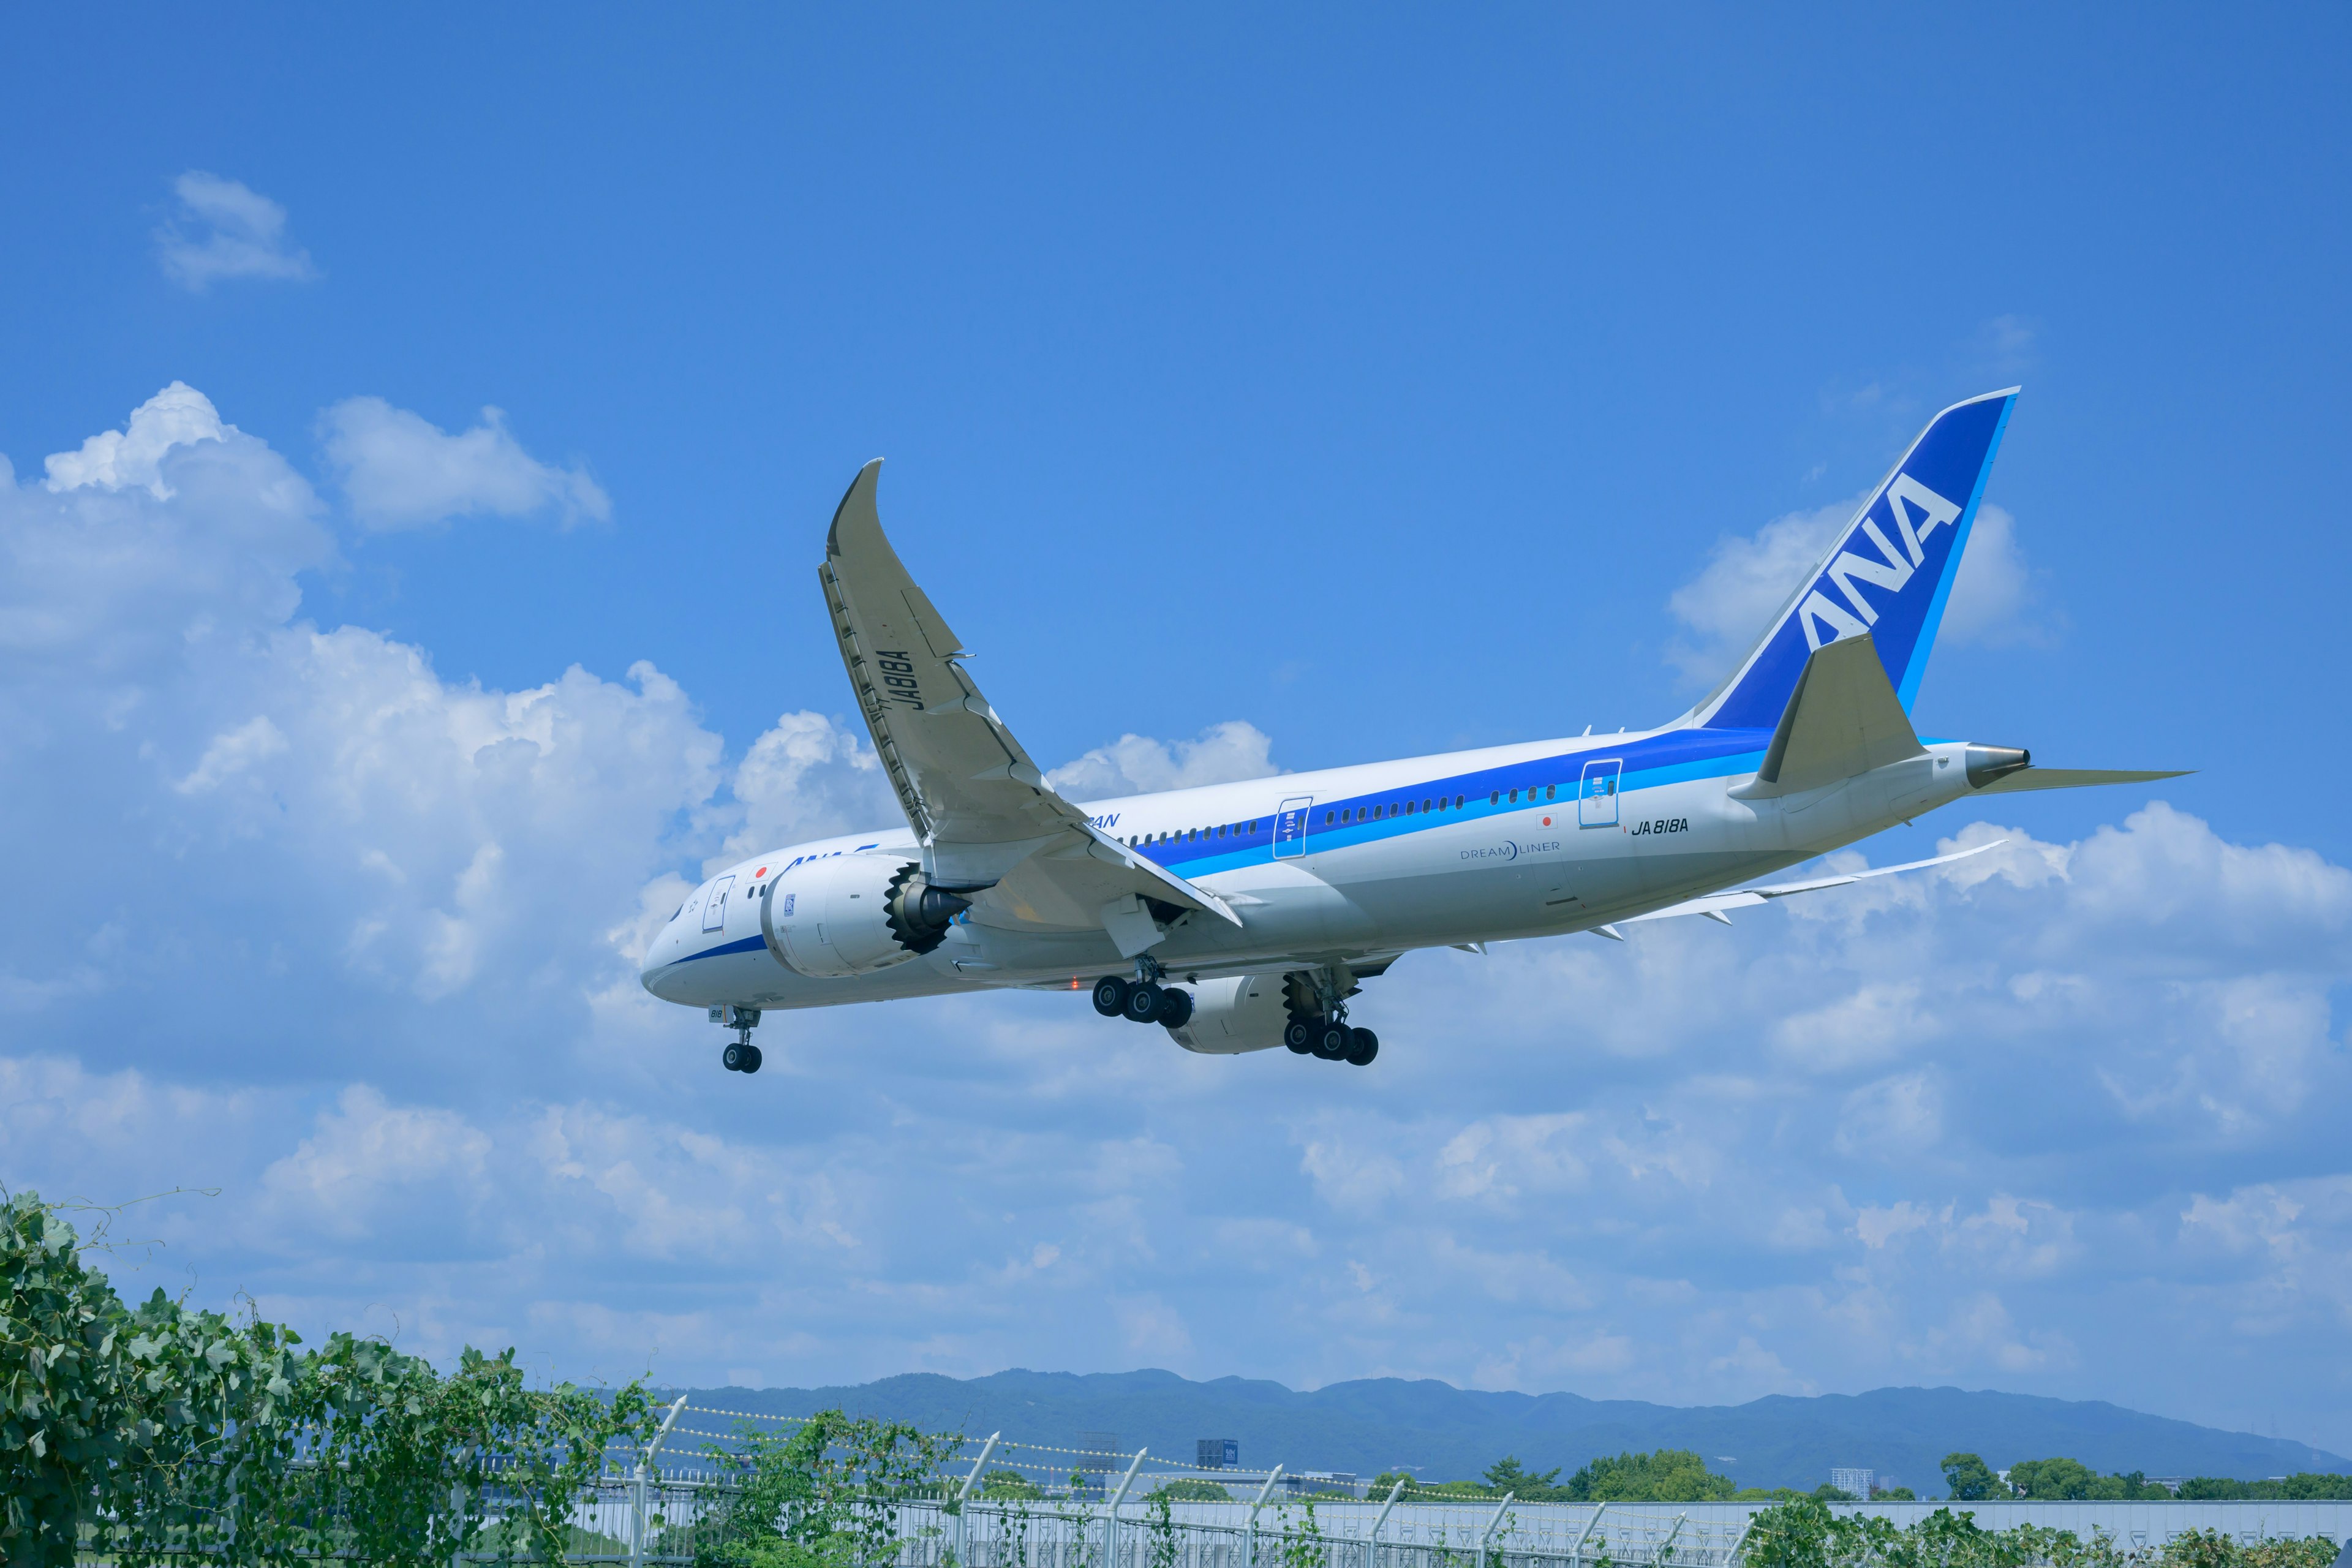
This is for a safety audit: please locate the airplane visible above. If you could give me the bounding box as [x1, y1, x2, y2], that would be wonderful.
[641, 388, 2182, 1072]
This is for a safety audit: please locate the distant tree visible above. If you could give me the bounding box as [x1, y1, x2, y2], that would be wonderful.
[2010, 1457, 2099, 1499]
[1871, 1485, 1917, 1501]
[1150, 1479, 1235, 1502]
[2268, 1474, 2352, 1500]
[979, 1469, 1043, 1500]
[1942, 1452, 2007, 1501]
[1812, 1485, 1859, 1502]
[2180, 1475, 2352, 1501]
[1369, 1471, 1417, 1496]
[1559, 1450, 1736, 1502]
[1482, 1457, 1567, 1499]
[2006, 1458, 2180, 1501]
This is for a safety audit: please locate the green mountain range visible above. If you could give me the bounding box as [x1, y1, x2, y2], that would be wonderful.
[655, 1371, 2345, 1494]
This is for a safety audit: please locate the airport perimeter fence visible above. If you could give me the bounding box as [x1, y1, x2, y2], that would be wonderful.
[526, 1404, 2352, 1568]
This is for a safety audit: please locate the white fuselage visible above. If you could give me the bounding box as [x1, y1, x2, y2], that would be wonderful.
[639, 722, 1983, 1013]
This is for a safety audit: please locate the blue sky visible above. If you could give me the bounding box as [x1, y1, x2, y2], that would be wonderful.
[4, 7, 2350, 1461]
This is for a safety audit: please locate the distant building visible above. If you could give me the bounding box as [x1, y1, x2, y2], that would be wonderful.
[1286, 1471, 1359, 1497]
[1830, 1468, 1874, 1499]
[1075, 1431, 1122, 1496]
[1199, 1439, 1238, 1469]
[2149, 1477, 2190, 1495]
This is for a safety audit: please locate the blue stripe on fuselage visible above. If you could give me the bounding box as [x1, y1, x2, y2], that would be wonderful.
[658, 933, 767, 970]
[1137, 726, 1774, 878]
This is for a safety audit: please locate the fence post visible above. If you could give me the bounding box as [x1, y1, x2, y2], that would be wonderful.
[631, 1395, 690, 1568]
[1106, 1449, 1148, 1568]
[1570, 1504, 1608, 1568]
[1367, 1479, 1406, 1568]
[1478, 1493, 1514, 1568]
[1246, 1467, 1286, 1568]
[1724, 1518, 1754, 1568]
[1653, 1515, 1686, 1568]
[957, 1433, 1004, 1568]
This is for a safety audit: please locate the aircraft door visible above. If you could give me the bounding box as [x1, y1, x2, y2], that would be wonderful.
[702, 874, 736, 932]
[1578, 760, 1623, 827]
[1273, 796, 1314, 858]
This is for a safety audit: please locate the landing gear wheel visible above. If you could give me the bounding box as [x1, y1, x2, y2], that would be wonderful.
[741, 1044, 764, 1074]
[1284, 1016, 1317, 1054]
[1153, 987, 1194, 1028]
[1091, 975, 1132, 1017]
[1313, 1022, 1352, 1060]
[1344, 1027, 1378, 1066]
[1123, 981, 1164, 1023]
[722, 1041, 747, 1072]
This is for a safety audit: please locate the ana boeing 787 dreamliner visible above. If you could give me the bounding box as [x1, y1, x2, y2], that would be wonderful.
[643, 390, 2179, 1072]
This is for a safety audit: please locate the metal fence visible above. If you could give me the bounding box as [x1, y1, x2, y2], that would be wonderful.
[585, 1405, 2352, 1568]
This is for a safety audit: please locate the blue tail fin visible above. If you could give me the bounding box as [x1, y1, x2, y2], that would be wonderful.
[1692, 388, 2018, 730]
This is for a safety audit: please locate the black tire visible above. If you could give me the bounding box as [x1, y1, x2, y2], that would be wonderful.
[1154, 987, 1194, 1028]
[722, 1041, 746, 1072]
[1344, 1027, 1379, 1066]
[1314, 1022, 1351, 1060]
[742, 1044, 764, 1074]
[1124, 981, 1163, 1023]
[1091, 975, 1131, 1017]
[1284, 1016, 1317, 1054]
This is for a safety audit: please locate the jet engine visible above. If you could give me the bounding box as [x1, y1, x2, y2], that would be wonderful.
[1164, 974, 1291, 1054]
[763, 855, 971, 979]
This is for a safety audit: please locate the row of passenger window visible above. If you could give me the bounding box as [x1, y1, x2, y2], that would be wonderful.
[1325, 782, 1556, 826]
[1121, 778, 1564, 852]
[1124, 820, 1260, 848]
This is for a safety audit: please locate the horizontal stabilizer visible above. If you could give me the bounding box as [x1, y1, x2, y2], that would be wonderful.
[1614, 842, 1996, 930]
[1734, 631, 1924, 798]
[1976, 767, 2191, 794]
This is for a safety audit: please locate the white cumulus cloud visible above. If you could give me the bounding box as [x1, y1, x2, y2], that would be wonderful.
[1044, 719, 1280, 799]
[1665, 493, 2049, 686]
[319, 397, 611, 529]
[156, 172, 318, 292]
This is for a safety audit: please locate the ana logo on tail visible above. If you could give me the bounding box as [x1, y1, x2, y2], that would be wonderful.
[1796, 474, 1962, 650]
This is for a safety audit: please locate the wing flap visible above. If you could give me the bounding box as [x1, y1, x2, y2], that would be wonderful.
[1616, 842, 1995, 930]
[818, 461, 1241, 949]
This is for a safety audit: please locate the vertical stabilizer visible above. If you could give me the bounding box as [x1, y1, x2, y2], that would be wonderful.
[1691, 388, 2018, 729]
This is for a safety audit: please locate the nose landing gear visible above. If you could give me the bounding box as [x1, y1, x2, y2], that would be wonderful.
[712, 1004, 764, 1074]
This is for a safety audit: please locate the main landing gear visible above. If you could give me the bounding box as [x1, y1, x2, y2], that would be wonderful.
[712, 1004, 764, 1074]
[1282, 965, 1377, 1066]
[1284, 1011, 1378, 1066]
[1091, 968, 1194, 1029]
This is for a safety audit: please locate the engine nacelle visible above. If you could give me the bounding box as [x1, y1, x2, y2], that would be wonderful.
[1165, 973, 1290, 1054]
[763, 854, 970, 979]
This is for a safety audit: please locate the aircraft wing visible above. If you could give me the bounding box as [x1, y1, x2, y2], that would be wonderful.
[818, 461, 1240, 951]
[1594, 842, 1998, 937]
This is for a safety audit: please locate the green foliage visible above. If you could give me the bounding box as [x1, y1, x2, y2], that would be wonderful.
[1942, 1453, 2008, 1501]
[1741, 1499, 2342, 1568]
[690, 1407, 962, 1568]
[1482, 1455, 1567, 1498]
[980, 1466, 1047, 1500]
[1150, 1478, 1236, 1501]
[1, 1188, 655, 1568]
[2176, 1474, 2352, 1501]
[2006, 1458, 2177, 1501]
[1875, 1487, 1919, 1501]
[1561, 1449, 1736, 1502]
